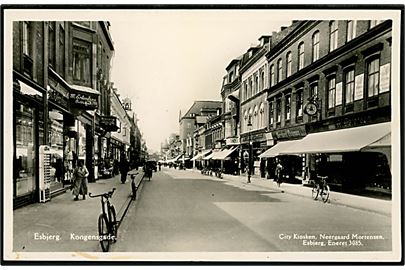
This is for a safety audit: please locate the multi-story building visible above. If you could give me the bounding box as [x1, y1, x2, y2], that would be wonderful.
[260, 20, 391, 195]
[12, 21, 118, 208]
[239, 36, 272, 176]
[179, 101, 222, 167]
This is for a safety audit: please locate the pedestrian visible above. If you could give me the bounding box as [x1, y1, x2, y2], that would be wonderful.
[275, 158, 284, 188]
[119, 154, 130, 184]
[72, 159, 89, 201]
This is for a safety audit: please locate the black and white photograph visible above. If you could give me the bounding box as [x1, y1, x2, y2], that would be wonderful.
[1, 5, 403, 264]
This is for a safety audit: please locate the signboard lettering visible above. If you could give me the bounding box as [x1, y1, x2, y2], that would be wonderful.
[70, 92, 98, 110]
[273, 126, 306, 140]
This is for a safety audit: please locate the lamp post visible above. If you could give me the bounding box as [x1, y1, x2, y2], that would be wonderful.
[247, 116, 252, 184]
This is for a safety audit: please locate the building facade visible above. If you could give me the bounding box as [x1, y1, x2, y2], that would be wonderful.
[262, 20, 391, 195]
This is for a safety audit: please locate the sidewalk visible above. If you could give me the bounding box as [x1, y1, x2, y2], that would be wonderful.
[13, 169, 144, 252]
[187, 168, 391, 217]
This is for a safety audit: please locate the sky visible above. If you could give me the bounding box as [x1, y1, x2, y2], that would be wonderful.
[108, 10, 291, 152]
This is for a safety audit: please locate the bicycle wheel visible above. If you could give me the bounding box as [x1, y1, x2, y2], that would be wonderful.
[321, 185, 330, 203]
[311, 184, 319, 200]
[98, 213, 110, 252]
[109, 205, 118, 243]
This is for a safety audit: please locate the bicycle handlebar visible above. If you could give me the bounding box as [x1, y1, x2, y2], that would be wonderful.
[88, 188, 116, 199]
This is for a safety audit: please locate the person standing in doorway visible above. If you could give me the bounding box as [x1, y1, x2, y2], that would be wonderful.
[72, 159, 89, 201]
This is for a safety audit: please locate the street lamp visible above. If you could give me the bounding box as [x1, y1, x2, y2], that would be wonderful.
[247, 116, 252, 184]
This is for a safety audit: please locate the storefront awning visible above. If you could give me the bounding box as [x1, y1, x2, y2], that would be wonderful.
[259, 140, 302, 158]
[212, 146, 239, 160]
[203, 150, 222, 160]
[191, 149, 212, 161]
[165, 154, 183, 163]
[282, 122, 391, 155]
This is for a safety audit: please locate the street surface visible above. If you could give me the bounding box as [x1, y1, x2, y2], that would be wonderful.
[112, 168, 391, 252]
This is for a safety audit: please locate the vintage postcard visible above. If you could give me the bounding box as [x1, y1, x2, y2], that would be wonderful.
[1, 5, 403, 264]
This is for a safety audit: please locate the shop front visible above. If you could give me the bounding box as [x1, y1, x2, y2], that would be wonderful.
[281, 122, 392, 197]
[240, 131, 267, 176]
[13, 78, 45, 208]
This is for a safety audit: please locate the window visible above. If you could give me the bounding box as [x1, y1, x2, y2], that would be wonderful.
[329, 21, 338, 52]
[344, 69, 355, 104]
[260, 103, 265, 127]
[276, 98, 281, 123]
[370, 20, 383, 28]
[73, 39, 92, 87]
[277, 59, 283, 83]
[286, 52, 292, 77]
[310, 83, 318, 98]
[254, 105, 258, 128]
[269, 101, 274, 125]
[285, 95, 291, 121]
[243, 82, 248, 101]
[367, 58, 380, 98]
[58, 25, 65, 77]
[312, 31, 320, 62]
[249, 79, 253, 98]
[327, 77, 336, 109]
[23, 22, 32, 57]
[48, 22, 56, 67]
[229, 71, 234, 83]
[296, 89, 303, 118]
[270, 65, 275, 86]
[255, 76, 259, 94]
[347, 20, 357, 42]
[261, 71, 265, 90]
[298, 42, 305, 70]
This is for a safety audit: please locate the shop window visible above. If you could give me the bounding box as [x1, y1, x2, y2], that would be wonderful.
[344, 69, 355, 112]
[48, 109, 64, 191]
[73, 38, 92, 87]
[327, 77, 336, 114]
[346, 20, 357, 42]
[277, 58, 283, 83]
[270, 64, 275, 87]
[48, 22, 56, 68]
[329, 20, 338, 52]
[15, 102, 36, 197]
[312, 31, 320, 62]
[298, 42, 305, 70]
[286, 52, 292, 77]
[296, 89, 304, 120]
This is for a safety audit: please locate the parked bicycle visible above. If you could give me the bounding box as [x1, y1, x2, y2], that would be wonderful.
[311, 175, 330, 203]
[89, 188, 118, 252]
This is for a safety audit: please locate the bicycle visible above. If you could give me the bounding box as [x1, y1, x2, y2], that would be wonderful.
[311, 175, 330, 203]
[89, 188, 118, 252]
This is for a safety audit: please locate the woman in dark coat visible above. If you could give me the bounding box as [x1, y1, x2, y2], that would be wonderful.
[72, 159, 89, 201]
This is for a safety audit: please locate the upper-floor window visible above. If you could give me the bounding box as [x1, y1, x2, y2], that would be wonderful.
[367, 58, 380, 98]
[329, 21, 338, 52]
[259, 103, 265, 127]
[73, 38, 92, 87]
[298, 42, 305, 70]
[254, 105, 258, 128]
[344, 69, 355, 104]
[255, 76, 259, 94]
[286, 52, 292, 77]
[261, 71, 265, 90]
[243, 82, 248, 101]
[58, 24, 65, 77]
[48, 22, 56, 68]
[370, 20, 384, 28]
[312, 31, 320, 62]
[270, 65, 275, 86]
[229, 71, 234, 83]
[23, 22, 32, 57]
[269, 101, 274, 125]
[347, 20, 357, 42]
[285, 94, 291, 121]
[277, 58, 283, 83]
[249, 79, 253, 98]
[276, 98, 281, 123]
[310, 82, 318, 98]
[327, 77, 336, 109]
[296, 89, 303, 118]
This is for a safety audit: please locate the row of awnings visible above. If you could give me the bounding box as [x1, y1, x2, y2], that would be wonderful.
[259, 122, 391, 158]
[192, 146, 239, 161]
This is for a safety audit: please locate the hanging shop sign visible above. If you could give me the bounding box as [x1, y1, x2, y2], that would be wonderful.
[100, 115, 120, 132]
[226, 137, 240, 145]
[272, 125, 307, 140]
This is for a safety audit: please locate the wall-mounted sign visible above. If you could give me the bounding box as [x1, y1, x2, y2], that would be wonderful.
[49, 85, 69, 109]
[70, 89, 98, 110]
[354, 74, 364, 101]
[379, 63, 391, 93]
[272, 125, 306, 140]
[226, 137, 240, 145]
